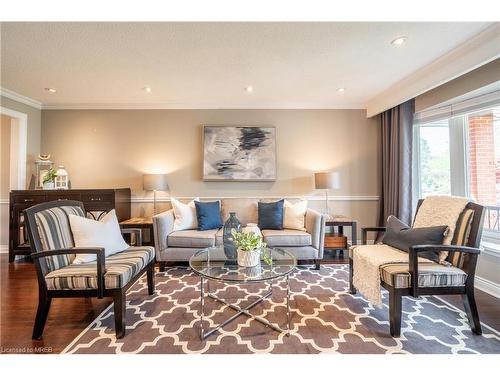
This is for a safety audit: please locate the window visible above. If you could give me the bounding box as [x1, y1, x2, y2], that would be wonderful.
[413, 92, 500, 245]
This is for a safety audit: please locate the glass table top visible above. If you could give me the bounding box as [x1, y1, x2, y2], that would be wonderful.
[189, 246, 297, 282]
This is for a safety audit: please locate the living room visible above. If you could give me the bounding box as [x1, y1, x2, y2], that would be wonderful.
[1, 0, 499, 372]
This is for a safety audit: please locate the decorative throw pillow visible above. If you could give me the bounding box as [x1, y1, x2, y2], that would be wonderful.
[284, 199, 307, 231]
[69, 209, 129, 264]
[171, 197, 199, 231]
[195, 200, 223, 231]
[382, 215, 448, 263]
[258, 199, 284, 230]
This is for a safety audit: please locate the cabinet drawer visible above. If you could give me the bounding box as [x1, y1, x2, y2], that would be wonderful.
[13, 194, 46, 204]
[50, 192, 82, 201]
[81, 192, 114, 204]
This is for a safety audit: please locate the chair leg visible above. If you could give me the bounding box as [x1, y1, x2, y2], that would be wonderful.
[113, 291, 126, 339]
[314, 259, 321, 270]
[159, 261, 166, 272]
[348, 257, 356, 294]
[389, 289, 402, 337]
[32, 295, 52, 340]
[462, 287, 482, 335]
[147, 263, 155, 296]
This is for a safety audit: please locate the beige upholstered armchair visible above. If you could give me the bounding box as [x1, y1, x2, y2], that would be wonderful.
[349, 198, 485, 337]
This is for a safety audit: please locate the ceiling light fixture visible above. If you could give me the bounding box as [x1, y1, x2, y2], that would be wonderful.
[337, 88, 345, 93]
[245, 86, 253, 93]
[143, 86, 152, 93]
[44, 87, 57, 93]
[391, 36, 408, 46]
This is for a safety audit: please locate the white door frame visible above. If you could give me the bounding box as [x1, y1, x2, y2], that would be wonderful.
[1, 107, 28, 190]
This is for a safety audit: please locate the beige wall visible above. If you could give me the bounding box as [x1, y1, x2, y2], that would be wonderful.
[1, 95, 42, 185]
[41, 109, 381, 234]
[415, 58, 500, 112]
[1, 115, 11, 247]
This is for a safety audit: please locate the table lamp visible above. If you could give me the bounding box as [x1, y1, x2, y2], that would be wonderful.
[314, 171, 340, 215]
[143, 174, 169, 215]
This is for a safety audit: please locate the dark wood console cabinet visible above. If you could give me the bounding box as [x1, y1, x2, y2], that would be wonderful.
[9, 188, 131, 262]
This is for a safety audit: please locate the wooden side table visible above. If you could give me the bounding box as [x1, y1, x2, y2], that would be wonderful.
[119, 217, 154, 247]
[324, 216, 358, 258]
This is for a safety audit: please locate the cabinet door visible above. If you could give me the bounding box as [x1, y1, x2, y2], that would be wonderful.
[12, 204, 32, 252]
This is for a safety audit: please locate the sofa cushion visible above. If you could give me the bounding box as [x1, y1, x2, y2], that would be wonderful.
[262, 229, 312, 247]
[258, 199, 284, 230]
[168, 229, 217, 248]
[380, 262, 467, 289]
[45, 246, 155, 290]
[195, 200, 223, 231]
[221, 198, 258, 226]
[382, 215, 447, 263]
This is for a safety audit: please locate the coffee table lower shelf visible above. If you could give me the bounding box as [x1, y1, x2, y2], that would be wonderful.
[198, 276, 291, 340]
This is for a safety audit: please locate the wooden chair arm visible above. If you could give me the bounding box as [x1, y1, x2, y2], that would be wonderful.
[408, 245, 480, 297]
[361, 227, 386, 245]
[32, 248, 106, 298]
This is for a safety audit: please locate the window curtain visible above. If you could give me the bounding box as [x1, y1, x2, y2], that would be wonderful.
[379, 99, 415, 226]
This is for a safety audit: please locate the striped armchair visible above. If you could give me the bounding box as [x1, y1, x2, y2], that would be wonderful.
[24, 200, 156, 339]
[349, 199, 485, 337]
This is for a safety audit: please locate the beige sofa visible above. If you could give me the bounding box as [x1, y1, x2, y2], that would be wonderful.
[152, 198, 327, 271]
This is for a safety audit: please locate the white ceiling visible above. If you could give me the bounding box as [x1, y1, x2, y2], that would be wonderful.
[0, 22, 494, 109]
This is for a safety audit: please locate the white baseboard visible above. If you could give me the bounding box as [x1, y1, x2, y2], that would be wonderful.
[475, 276, 500, 299]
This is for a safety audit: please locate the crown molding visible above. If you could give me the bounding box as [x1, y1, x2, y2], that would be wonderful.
[0, 88, 42, 110]
[41, 102, 366, 110]
[365, 23, 500, 117]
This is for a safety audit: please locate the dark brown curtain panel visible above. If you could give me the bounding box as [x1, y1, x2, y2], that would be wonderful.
[379, 99, 415, 226]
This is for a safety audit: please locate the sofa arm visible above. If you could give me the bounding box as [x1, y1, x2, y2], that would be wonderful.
[305, 208, 327, 258]
[152, 209, 175, 259]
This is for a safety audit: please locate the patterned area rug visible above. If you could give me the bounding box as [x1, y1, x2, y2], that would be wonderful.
[62, 265, 500, 354]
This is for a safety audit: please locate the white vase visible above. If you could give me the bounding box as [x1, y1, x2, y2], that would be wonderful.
[242, 223, 262, 238]
[237, 248, 260, 267]
[42, 181, 54, 190]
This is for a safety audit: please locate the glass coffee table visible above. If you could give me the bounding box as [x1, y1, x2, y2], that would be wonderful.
[189, 246, 296, 340]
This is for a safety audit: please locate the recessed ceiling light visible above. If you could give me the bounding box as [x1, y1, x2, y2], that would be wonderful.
[44, 87, 57, 93]
[143, 86, 152, 93]
[245, 86, 253, 93]
[337, 88, 345, 93]
[391, 36, 408, 46]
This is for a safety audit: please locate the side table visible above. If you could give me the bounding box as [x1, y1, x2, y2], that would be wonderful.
[119, 217, 154, 247]
[324, 216, 357, 258]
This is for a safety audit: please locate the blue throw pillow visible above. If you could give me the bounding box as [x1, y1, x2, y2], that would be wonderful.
[258, 199, 284, 230]
[195, 201, 223, 231]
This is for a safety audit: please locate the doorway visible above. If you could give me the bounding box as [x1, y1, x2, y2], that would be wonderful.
[0, 107, 28, 252]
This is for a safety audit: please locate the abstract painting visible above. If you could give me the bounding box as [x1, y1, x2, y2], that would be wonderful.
[203, 126, 276, 181]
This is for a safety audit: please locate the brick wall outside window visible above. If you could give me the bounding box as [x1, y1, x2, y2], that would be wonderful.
[468, 114, 498, 206]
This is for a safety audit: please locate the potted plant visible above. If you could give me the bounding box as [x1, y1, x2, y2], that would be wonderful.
[42, 168, 57, 190]
[231, 229, 271, 267]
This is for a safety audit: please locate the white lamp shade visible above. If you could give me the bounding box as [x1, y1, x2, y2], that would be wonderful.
[314, 172, 340, 190]
[143, 174, 169, 191]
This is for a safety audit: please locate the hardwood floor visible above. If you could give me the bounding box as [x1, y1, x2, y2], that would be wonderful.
[1, 253, 498, 354]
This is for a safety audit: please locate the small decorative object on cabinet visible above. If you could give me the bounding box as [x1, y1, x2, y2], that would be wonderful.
[222, 212, 241, 259]
[55, 165, 69, 189]
[35, 157, 54, 189]
[9, 188, 131, 262]
[42, 168, 57, 190]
